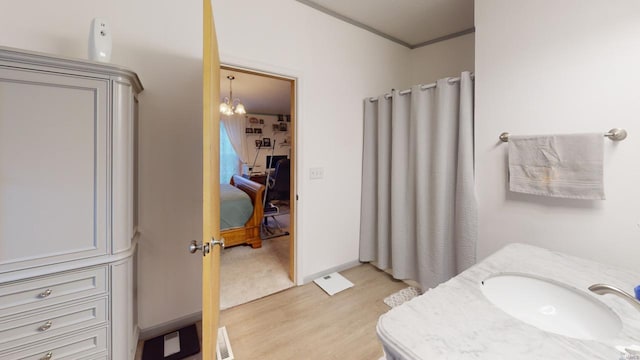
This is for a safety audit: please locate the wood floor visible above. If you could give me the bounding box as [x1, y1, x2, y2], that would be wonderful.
[135, 264, 406, 360]
[220, 264, 406, 360]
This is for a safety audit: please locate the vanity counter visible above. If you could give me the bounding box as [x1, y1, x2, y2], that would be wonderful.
[377, 244, 640, 359]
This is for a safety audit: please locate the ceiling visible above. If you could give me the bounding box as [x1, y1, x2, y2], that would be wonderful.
[220, 1, 474, 113]
[297, 0, 474, 48]
[220, 69, 291, 115]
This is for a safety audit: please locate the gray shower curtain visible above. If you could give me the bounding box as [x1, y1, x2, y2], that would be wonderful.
[359, 71, 476, 290]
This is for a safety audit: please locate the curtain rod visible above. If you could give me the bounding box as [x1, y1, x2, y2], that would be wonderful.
[368, 73, 474, 102]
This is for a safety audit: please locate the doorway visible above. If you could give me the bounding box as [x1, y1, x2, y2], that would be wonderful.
[218, 65, 296, 309]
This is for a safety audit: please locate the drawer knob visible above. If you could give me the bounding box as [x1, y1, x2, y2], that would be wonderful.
[40, 352, 53, 360]
[38, 289, 52, 298]
[39, 321, 53, 331]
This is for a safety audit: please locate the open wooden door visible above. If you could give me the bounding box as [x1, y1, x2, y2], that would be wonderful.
[201, 0, 222, 358]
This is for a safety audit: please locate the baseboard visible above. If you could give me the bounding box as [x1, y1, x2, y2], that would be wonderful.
[302, 259, 362, 284]
[138, 311, 202, 341]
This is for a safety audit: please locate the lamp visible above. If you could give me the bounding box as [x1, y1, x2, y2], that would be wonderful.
[220, 75, 246, 116]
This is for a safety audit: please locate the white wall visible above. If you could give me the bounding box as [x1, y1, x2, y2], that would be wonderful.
[211, 0, 410, 285]
[407, 33, 475, 85]
[0, 0, 409, 329]
[475, 0, 640, 271]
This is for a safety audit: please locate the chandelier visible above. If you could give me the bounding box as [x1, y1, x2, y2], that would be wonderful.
[219, 75, 246, 116]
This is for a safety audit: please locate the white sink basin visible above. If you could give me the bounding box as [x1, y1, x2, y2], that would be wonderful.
[481, 273, 622, 340]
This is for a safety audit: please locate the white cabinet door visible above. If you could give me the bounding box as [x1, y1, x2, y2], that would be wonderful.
[0, 68, 109, 272]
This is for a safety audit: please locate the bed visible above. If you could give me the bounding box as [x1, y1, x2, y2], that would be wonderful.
[220, 175, 265, 248]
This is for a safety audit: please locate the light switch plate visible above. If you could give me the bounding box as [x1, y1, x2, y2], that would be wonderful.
[309, 167, 324, 180]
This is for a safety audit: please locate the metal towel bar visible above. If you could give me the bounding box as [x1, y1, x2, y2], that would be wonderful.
[499, 128, 627, 142]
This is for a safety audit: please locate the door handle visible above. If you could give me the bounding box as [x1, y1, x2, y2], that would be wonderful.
[212, 237, 225, 248]
[189, 240, 210, 256]
[189, 237, 224, 256]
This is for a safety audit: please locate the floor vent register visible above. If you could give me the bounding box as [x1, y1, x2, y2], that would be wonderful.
[217, 326, 234, 360]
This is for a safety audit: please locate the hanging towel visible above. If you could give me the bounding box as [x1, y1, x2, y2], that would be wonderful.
[508, 133, 604, 200]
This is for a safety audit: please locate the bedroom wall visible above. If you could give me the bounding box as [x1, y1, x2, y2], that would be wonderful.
[243, 114, 292, 172]
[407, 32, 475, 85]
[475, 0, 640, 270]
[0, 0, 409, 330]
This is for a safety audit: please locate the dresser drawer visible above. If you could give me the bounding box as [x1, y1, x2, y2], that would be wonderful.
[0, 267, 107, 317]
[84, 355, 108, 360]
[0, 297, 107, 351]
[0, 326, 107, 360]
[84, 354, 108, 360]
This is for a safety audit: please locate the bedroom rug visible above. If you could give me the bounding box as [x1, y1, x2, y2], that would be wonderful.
[220, 234, 293, 310]
[383, 286, 422, 308]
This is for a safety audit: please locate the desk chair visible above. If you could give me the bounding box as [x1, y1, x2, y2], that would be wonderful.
[262, 159, 290, 238]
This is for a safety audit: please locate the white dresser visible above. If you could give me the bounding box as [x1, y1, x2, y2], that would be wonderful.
[0, 46, 143, 360]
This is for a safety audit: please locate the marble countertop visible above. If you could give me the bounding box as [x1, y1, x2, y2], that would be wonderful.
[377, 243, 640, 359]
